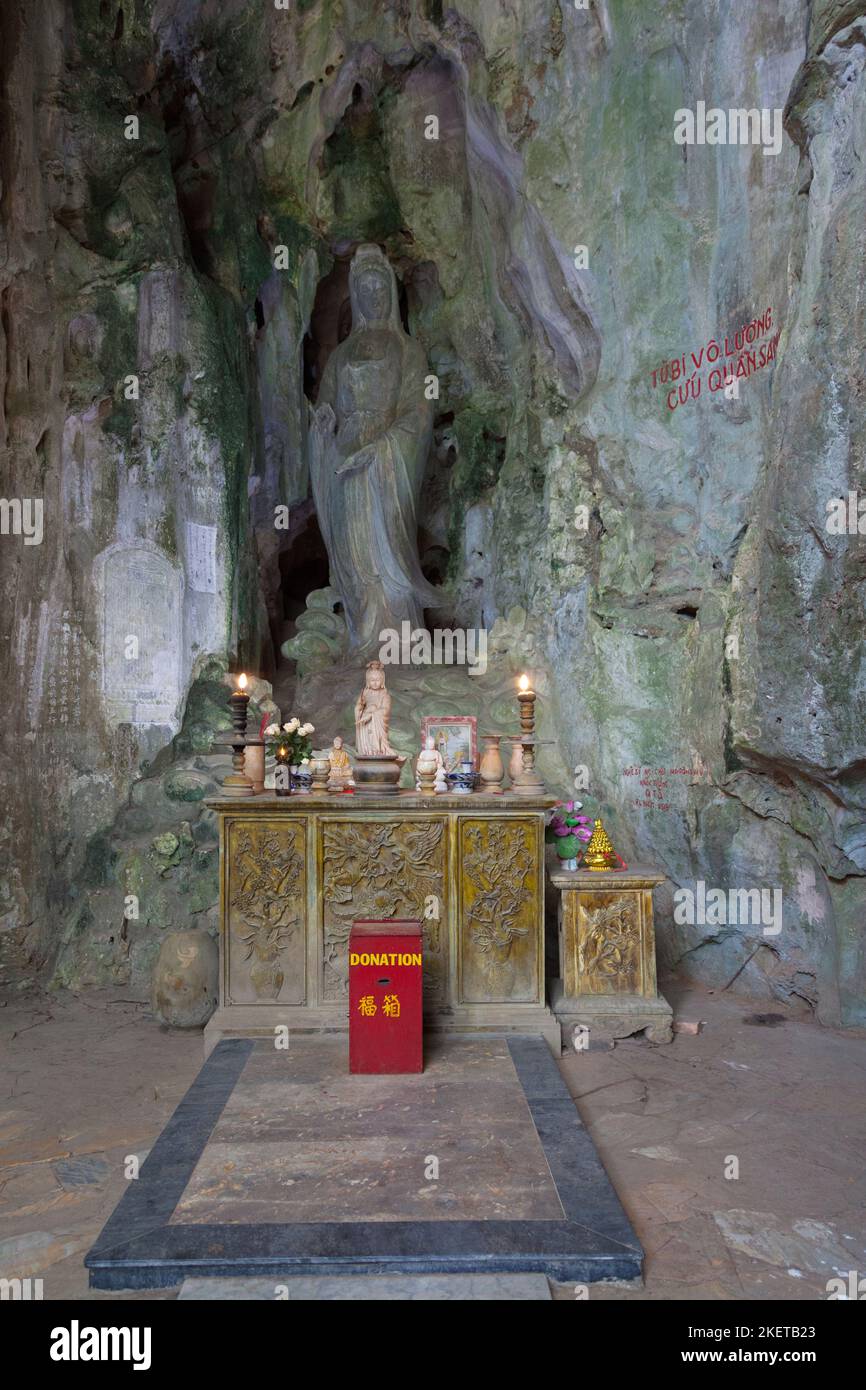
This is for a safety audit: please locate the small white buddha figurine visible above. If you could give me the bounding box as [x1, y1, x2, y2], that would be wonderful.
[328, 734, 353, 790]
[416, 734, 445, 792]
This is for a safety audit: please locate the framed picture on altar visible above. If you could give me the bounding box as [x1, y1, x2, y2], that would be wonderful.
[421, 716, 477, 772]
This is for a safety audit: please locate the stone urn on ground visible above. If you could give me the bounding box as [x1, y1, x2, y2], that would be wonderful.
[152, 929, 218, 1028]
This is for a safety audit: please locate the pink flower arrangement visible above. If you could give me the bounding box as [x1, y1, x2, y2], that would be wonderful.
[545, 801, 593, 862]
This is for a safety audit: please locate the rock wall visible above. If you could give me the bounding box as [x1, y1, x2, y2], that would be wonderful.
[0, 0, 863, 1022]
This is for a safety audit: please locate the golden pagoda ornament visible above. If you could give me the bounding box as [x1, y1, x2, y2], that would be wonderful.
[581, 817, 619, 871]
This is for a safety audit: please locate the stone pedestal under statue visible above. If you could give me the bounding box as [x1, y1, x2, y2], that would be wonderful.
[549, 866, 673, 1048]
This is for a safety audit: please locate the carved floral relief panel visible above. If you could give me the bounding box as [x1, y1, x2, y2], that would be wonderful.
[458, 818, 540, 1004]
[320, 818, 447, 1007]
[226, 819, 306, 1005]
[574, 893, 643, 995]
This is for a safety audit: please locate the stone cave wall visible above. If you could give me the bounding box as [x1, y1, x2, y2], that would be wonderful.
[0, 0, 863, 1022]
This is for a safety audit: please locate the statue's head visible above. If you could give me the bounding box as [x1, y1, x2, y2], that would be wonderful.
[356, 267, 390, 323]
[333, 735, 343, 749]
[350, 244, 397, 328]
[366, 659, 385, 689]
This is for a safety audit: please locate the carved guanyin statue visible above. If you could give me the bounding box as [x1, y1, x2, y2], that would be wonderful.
[310, 244, 439, 655]
[354, 660, 397, 757]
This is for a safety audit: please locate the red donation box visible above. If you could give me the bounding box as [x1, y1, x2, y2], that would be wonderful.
[349, 920, 423, 1074]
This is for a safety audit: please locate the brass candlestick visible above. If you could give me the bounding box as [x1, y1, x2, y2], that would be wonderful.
[222, 674, 253, 797]
[511, 674, 546, 796]
[517, 674, 536, 736]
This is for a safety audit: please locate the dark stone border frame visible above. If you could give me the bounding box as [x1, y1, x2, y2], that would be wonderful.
[85, 1037, 643, 1289]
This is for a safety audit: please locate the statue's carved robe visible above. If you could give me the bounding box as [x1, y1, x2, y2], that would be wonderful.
[310, 269, 438, 656]
[355, 685, 395, 756]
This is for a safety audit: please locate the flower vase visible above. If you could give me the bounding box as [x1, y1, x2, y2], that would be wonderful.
[311, 756, 331, 792]
[416, 748, 439, 794]
[479, 735, 504, 794]
[244, 743, 265, 795]
[249, 956, 284, 999]
[508, 738, 524, 787]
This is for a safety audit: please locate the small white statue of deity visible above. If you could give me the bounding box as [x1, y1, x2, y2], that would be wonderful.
[416, 735, 445, 793]
[354, 660, 398, 757]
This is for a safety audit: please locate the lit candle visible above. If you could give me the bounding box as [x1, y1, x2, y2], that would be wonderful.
[223, 672, 253, 796]
[229, 672, 251, 737]
[274, 741, 290, 797]
[517, 673, 536, 736]
[230, 673, 250, 706]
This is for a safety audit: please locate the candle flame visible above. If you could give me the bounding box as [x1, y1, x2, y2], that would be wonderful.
[237, 672, 248, 691]
[518, 674, 529, 691]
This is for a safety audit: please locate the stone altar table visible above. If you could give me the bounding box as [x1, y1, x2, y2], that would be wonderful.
[549, 866, 673, 1048]
[204, 792, 561, 1055]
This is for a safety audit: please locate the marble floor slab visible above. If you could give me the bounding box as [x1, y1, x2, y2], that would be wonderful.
[8, 981, 859, 1302]
[172, 1037, 563, 1224]
[178, 1273, 553, 1300]
[85, 1035, 643, 1288]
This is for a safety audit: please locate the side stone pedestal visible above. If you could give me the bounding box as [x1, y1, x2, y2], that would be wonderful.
[549, 867, 673, 1049]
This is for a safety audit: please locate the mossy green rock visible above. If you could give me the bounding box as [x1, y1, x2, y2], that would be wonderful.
[164, 769, 212, 803]
[152, 832, 180, 859]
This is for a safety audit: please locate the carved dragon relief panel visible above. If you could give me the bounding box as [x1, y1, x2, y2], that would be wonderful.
[226, 819, 306, 1004]
[320, 818, 447, 1006]
[459, 819, 540, 1004]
